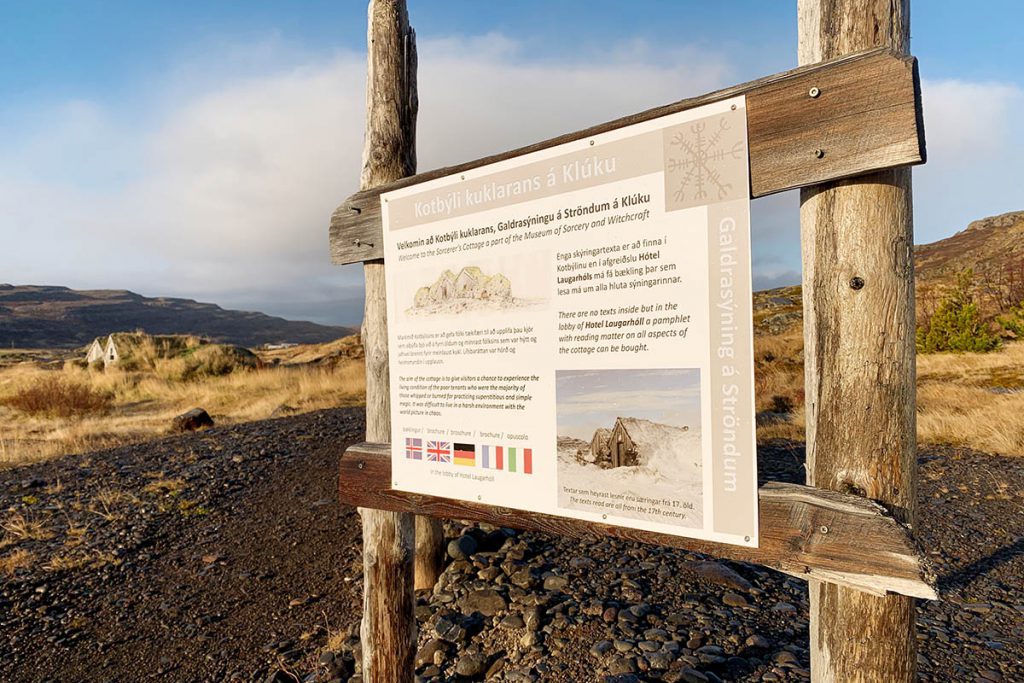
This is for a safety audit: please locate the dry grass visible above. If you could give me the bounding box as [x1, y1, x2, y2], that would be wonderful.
[1, 375, 112, 417]
[1, 511, 54, 545]
[142, 476, 186, 497]
[43, 550, 118, 572]
[916, 342, 1024, 454]
[0, 356, 365, 466]
[89, 488, 141, 521]
[1, 549, 35, 576]
[750, 323, 1024, 454]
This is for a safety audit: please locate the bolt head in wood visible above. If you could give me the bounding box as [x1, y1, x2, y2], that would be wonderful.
[809, 86, 821, 98]
[813, 148, 825, 159]
[820, 525, 829, 534]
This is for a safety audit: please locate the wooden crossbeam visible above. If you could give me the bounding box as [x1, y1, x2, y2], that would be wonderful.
[338, 443, 937, 599]
[330, 48, 924, 265]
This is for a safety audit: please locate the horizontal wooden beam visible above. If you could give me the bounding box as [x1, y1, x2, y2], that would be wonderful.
[330, 48, 924, 264]
[339, 443, 937, 599]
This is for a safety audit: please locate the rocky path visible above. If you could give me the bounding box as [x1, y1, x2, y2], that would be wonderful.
[1, 409, 366, 682]
[2, 409, 1023, 682]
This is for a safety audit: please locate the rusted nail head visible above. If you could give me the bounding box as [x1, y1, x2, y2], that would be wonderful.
[849, 276, 865, 290]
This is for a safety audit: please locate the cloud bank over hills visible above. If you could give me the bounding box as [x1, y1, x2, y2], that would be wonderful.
[1, 31, 1020, 325]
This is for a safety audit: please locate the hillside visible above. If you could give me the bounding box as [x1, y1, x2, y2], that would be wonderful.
[0, 285, 354, 349]
[915, 210, 1024, 285]
[752, 209, 1024, 336]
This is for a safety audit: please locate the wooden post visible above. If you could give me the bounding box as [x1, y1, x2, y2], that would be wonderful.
[358, 1, 420, 679]
[798, 2, 918, 681]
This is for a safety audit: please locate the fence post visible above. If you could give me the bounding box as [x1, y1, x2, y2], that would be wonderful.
[797, 1, 918, 681]
[358, 1, 419, 679]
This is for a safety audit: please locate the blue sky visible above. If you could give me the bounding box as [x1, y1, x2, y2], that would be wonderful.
[1, 1, 1021, 325]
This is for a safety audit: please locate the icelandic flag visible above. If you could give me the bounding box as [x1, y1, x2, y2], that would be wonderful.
[426, 440, 451, 463]
[405, 437, 422, 460]
[453, 442, 475, 466]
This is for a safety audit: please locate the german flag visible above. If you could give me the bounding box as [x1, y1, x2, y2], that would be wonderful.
[453, 442, 475, 466]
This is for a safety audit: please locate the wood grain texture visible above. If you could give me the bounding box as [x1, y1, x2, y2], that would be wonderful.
[358, 2, 417, 681]
[414, 513, 445, 590]
[339, 443, 937, 600]
[799, 1, 918, 681]
[330, 48, 924, 264]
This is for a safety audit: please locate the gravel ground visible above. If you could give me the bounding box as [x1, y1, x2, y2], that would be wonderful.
[1, 409, 1022, 682]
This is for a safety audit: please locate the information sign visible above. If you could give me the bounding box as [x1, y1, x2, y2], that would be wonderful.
[382, 96, 757, 546]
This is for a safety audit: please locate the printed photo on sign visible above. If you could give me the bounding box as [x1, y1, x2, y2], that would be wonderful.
[556, 368, 702, 527]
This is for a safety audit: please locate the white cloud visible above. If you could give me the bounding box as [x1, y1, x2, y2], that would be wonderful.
[914, 79, 1024, 244]
[2, 35, 1020, 327]
[0, 34, 734, 325]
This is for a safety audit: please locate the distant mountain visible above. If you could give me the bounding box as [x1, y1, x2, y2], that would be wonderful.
[915, 211, 1024, 311]
[0, 285, 355, 349]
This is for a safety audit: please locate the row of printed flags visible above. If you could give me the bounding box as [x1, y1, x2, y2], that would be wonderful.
[405, 438, 533, 474]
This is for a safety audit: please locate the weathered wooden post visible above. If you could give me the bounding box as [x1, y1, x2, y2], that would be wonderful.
[358, 1, 419, 679]
[798, 1, 918, 681]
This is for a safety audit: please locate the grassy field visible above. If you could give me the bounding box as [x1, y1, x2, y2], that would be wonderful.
[751, 300, 1024, 454]
[0, 338, 366, 467]
[2, 325, 1024, 468]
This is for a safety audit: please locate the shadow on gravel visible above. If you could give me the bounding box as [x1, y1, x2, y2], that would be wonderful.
[939, 536, 1024, 592]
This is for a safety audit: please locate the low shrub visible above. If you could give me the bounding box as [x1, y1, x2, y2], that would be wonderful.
[999, 302, 1024, 338]
[917, 269, 1000, 354]
[1, 375, 112, 417]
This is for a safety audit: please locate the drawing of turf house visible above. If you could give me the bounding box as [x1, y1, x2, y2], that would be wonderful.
[413, 266, 512, 308]
[578, 417, 689, 469]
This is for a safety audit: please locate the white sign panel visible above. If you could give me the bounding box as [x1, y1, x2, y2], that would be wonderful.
[381, 96, 758, 546]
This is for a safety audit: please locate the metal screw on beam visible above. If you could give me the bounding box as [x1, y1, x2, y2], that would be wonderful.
[820, 525, 830, 534]
[357, 461, 365, 470]
[809, 86, 821, 98]
[813, 148, 825, 159]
